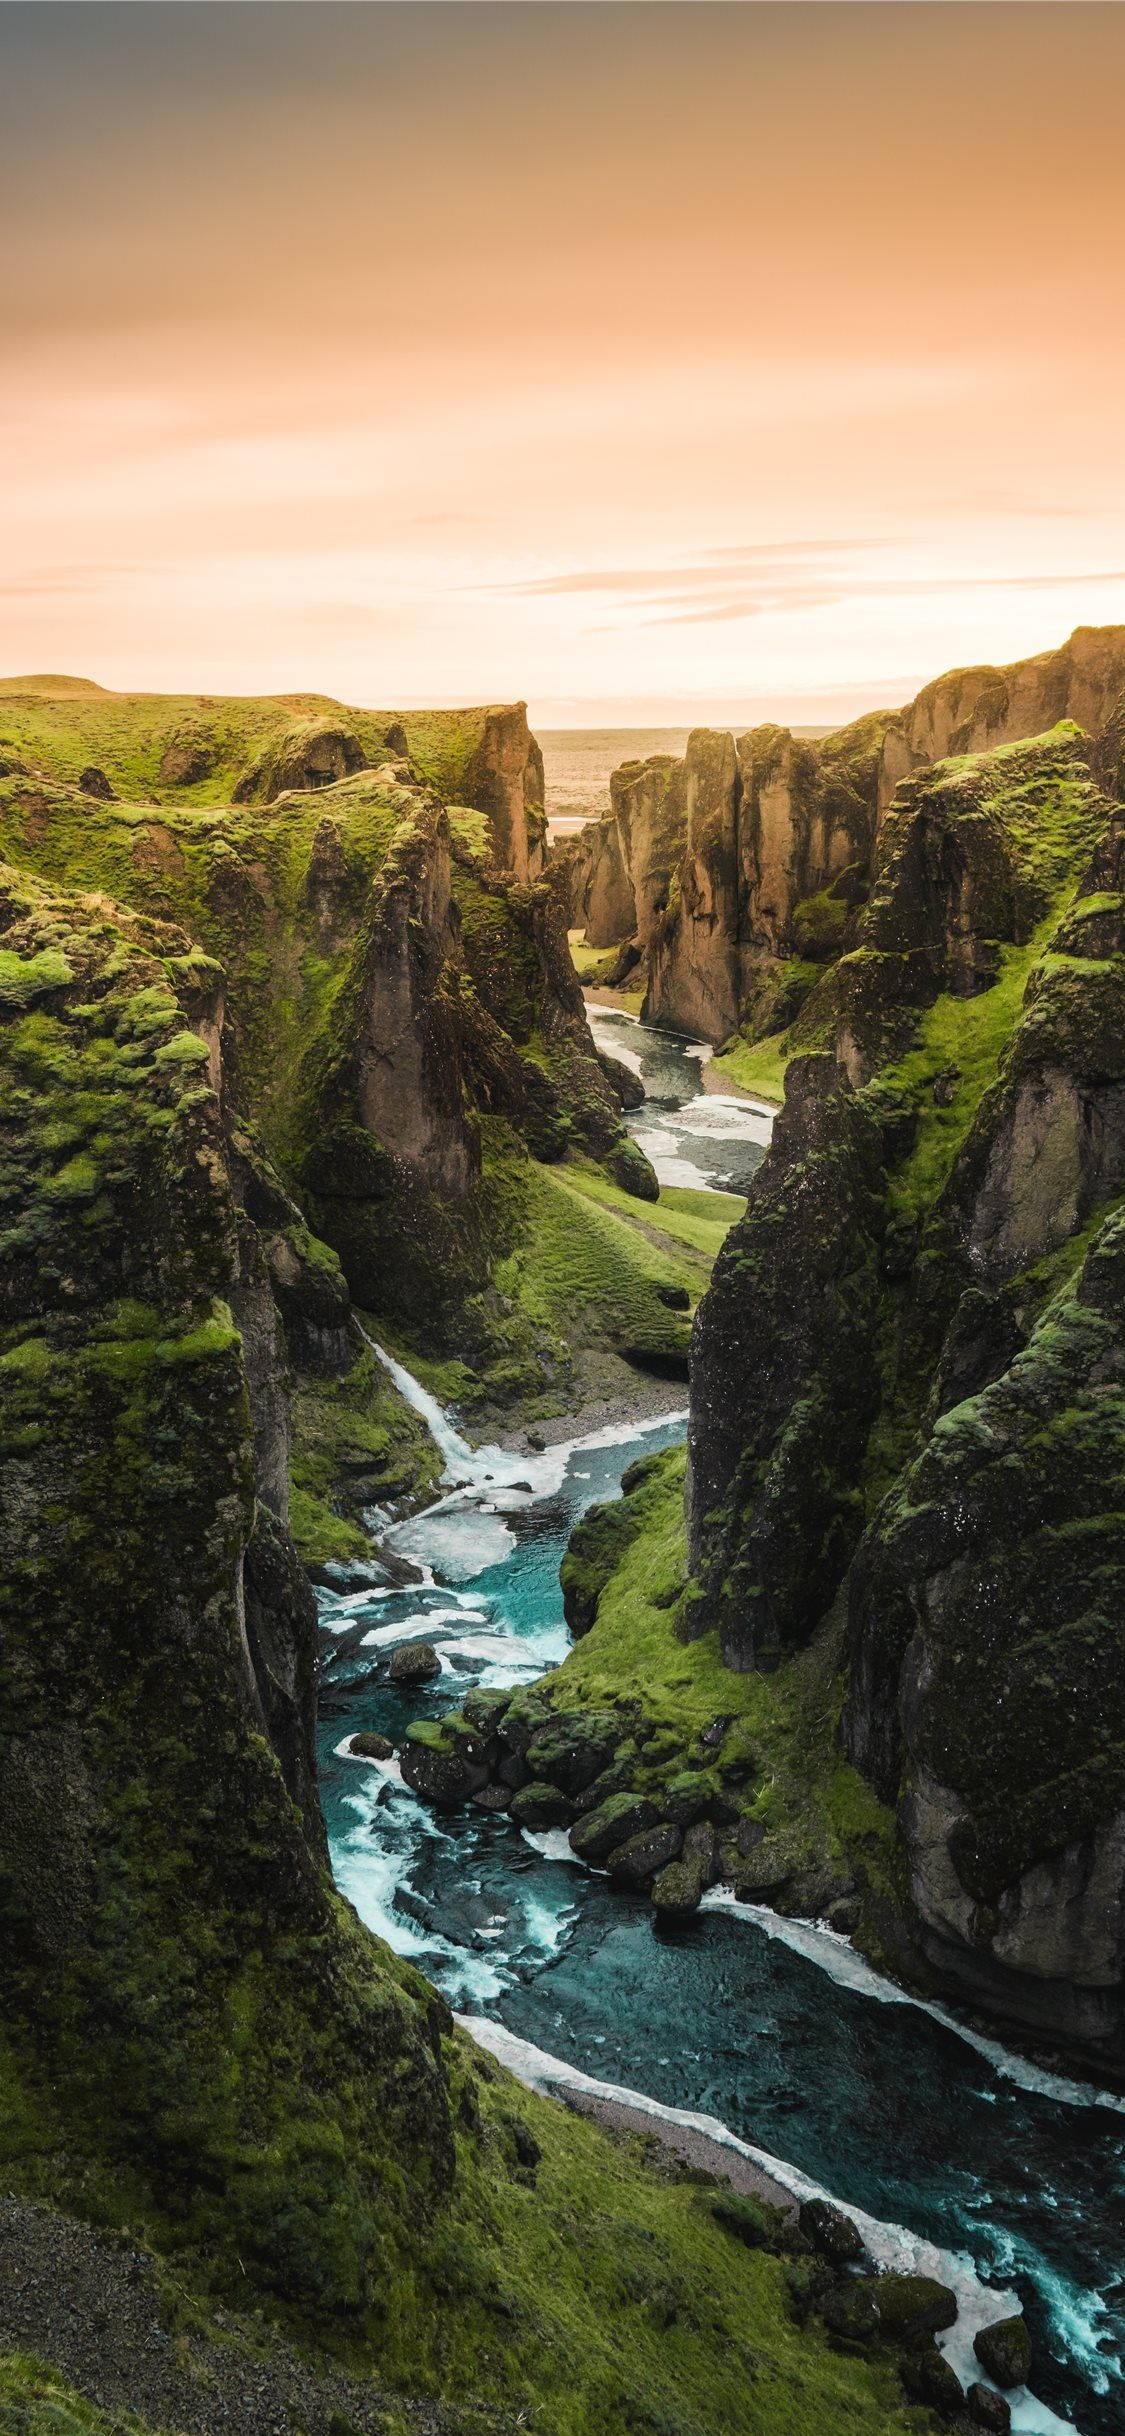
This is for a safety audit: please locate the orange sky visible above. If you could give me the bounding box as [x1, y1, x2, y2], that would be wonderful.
[3, 3, 1125, 724]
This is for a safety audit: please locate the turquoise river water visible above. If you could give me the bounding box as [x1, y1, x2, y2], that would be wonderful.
[316, 1033, 1123, 2435]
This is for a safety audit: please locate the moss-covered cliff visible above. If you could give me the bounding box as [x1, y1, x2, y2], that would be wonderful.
[554, 721, 1125, 2073]
[563, 621, 1125, 1054]
[0, 708, 690, 1467]
[0, 852, 926, 2436]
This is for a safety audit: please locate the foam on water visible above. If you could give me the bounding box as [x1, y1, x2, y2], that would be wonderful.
[457, 2017, 1077, 2436]
[319, 1349, 1115, 2428]
[702, 1892, 1125, 2117]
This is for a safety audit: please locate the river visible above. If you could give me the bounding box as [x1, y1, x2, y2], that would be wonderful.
[315, 1031, 1123, 2436]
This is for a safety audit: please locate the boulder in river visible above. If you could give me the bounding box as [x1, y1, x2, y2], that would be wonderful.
[348, 1731, 394, 1761]
[400, 1720, 490, 1806]
[651, 1858, 704, 1915]
[388, 1639, 441, 1684]
[509, 1781, 575, 1830]
[973, 2315, 1031, 2390]
[608, 1823, 683, 1886]
[967, 2388, 1012, 2433]
[570, 1793, 660, 1865]
[470, 1784, 511, 1813]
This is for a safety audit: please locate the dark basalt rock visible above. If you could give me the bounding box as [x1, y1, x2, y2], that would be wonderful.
[569, 1793, 660, 1865]
[687, 1053, 886, 1669]
[349, 1732, 394, 1761]
[607, 1823, 683, 1886]
[967, 2387, 1012, 2432]
[508, 1781, 575, 1830]
[388, 1639, 441, 1685]
[651, 1858, 704, 1915]
[524, 1711, 620, 1795]
[798, 2199, 864, 2265]
[821, 2273, 957, 2347]
[973, 2316, 1032, 2391]
[656, 1281, 691, 1310]
[78, 764, 115, 799]
[898, 2342, 965, 2418]
[597, 1047, 645, 1109]
[400, 1722, 490, 1806]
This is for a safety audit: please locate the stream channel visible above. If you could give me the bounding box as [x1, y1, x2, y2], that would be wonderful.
[315, 1017, 1123, 2434]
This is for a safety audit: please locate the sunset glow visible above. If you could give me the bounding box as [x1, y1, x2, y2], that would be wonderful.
[4, 2, 1125, 721]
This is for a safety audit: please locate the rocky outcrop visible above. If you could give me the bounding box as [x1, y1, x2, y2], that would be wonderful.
[844, 1209, 1125, 2057]
[0, 678, 546, 884]
[683, 721, 1125, 2062]
[567, 624, 1125, 1048]
[568, 752, 680, 957]
[687, 1055, 887, 1669]
[0, 859, 453, 2302]
[462, 702, 547, 882]
[0, 745, 651, 1368]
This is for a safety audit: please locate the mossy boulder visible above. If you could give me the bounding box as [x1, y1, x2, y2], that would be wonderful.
[508, 1781, 576, 1831]
[973, 2315, 1032, 2390]
[798, 2199, 864, 2264]
[651, 1858, 704, 1916]
[400, 1720, 490, 1806]
[607, 1823, 683, 1886]
[569, 1793, 660, 1865]
[524, 1710, 620, 1794]
[821, 2273, 957, 2348]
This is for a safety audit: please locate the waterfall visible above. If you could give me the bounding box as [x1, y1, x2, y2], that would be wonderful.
[359, 1326, 477, 1480]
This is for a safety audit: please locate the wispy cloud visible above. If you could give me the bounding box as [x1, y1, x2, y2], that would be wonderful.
[493, 545, 1125, 630]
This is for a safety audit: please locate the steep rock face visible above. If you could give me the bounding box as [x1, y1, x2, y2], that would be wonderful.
[843, 1213, 1125, 2056]
[947, 805, 1125, 1281]
[351, 808, 476, 1197]
[893, 622, 1125, 806]
[685, 724, 1125, 2058]
[832, 724, 1101, 1084]
[461, 701, 547, 882]
[570, 625, 1125, 1048]
[644, 730, 742, 1039]
[0, 759, 647, 1354]
[569, 753, 681, 955]
[687, 1055, 886, 1668]
[0, 861, 453, 2300]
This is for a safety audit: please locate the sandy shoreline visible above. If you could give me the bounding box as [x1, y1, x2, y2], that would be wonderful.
[561, 2090, 797, 2214]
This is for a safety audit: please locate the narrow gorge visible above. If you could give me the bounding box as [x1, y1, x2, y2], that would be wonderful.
[1, 647, 1122, 2436]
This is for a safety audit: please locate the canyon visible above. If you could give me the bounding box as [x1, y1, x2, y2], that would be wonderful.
[1, 651, 1123, 2436]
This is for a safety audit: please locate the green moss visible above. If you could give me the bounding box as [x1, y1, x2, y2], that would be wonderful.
[0, 947, 75, 1006]
[558, 1162, 745, 1263]
[0, 2353, 166, 2435]
[543, 1453, 897, 1916]
[710, 1031, 790, 1105]
[289, 1341, 442, 1565]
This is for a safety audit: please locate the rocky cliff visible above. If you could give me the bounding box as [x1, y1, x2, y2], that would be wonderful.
[565, 623, 1125, 1047]
[0, 676, 546, 883]
[682, 720, 1125, 2062]
[0, 812, 919, 2436]
[0, 858, 455, 2309]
